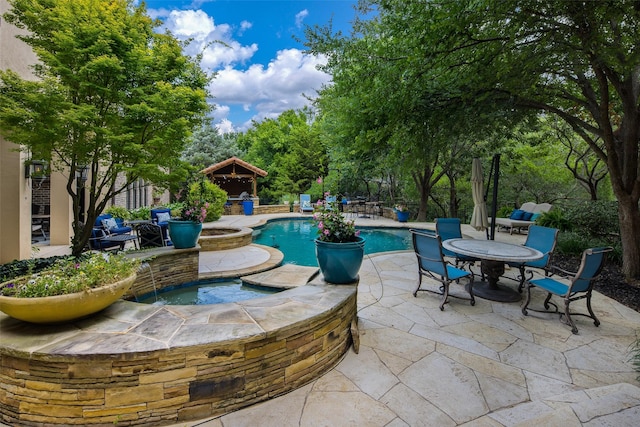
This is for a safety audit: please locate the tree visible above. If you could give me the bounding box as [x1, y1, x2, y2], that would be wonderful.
[0, 0, 209, 256]
[305, 3, 529, 221]
[309, 0, 640, 279]
[182, 125, 242, 170]
[237, 109, 328, 203]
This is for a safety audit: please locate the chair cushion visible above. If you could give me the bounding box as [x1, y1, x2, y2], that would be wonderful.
[522, 211, 534, 221]
[156, 212, 171, 223]
[102, 218, 118, 231]
[510, 209, 525, 220]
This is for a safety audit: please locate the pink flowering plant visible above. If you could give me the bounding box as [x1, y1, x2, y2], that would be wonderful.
[178, 200, 209, 223]
[313, 198, 360, 243]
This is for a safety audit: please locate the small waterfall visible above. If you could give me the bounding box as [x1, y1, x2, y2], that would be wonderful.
[137, 262, 158, 302]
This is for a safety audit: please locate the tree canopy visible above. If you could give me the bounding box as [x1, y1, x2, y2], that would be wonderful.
[306, 0, 640, 279]
[0, 0, 210, 255]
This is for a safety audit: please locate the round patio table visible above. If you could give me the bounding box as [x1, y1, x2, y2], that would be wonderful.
[442, 238, 543, 302]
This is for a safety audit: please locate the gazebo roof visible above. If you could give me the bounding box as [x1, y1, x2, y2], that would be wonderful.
[201, 156, 268, 177]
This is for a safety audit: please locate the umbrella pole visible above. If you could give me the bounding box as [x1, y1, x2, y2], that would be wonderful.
[485, 154, 500, 240]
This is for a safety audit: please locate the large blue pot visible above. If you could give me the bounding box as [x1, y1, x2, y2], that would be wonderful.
[314, 237, 365, 284]
[167, 220, 202, 249]
[396, 210, 410, 222]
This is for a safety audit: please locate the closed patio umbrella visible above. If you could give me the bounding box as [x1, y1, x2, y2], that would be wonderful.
[470, 158, 489, 231]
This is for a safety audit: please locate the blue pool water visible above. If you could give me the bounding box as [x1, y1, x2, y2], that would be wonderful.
[137, 278, 280, 305]
[252, 219, 415, 266]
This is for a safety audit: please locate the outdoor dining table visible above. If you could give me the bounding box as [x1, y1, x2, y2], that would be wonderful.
[441, 238, 543, 302]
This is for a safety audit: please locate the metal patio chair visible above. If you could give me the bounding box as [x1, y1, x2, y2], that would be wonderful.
[435, 217, 482, 280]
[410, 229, 475, 311]
[522, 246, 613, 334]
[136, 223, 166, 248]
[507, 224, 559, 292]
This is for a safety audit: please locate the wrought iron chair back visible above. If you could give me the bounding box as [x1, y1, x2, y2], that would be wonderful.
[136, 223, 165, 248]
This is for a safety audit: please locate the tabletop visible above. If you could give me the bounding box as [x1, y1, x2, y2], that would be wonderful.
[442, 238, 543, 263]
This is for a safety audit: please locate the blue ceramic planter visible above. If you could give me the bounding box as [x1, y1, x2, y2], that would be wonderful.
[396, 211, 410, 222]
[167, 220, 202, 249]
[314, 237, 365, 284]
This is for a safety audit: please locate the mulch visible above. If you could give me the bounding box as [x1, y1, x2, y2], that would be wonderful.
[552, 254, 640, 313]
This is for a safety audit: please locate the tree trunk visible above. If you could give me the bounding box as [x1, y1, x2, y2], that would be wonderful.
[617, 197, 640, 280]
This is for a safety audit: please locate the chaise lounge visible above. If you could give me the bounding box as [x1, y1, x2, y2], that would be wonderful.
[490, 202, 552, 234]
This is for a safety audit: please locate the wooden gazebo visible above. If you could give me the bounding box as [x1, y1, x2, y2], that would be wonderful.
[201, 157, 268, 213]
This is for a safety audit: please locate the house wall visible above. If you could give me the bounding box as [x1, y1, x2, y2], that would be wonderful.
[0, 0, 37, 263]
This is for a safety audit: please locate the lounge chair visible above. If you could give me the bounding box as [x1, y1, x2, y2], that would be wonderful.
[522, 246, 612, 334]
[490, 202, 553, 234]
[299, 194, 314, 213]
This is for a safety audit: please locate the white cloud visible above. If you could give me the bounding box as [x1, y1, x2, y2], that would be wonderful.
[148, 8, 331, 133]
[209, 49, 330, 127]
[215, 118, 235, 134]
[295, 9, 309, 28]
[153, 9, 258, 69]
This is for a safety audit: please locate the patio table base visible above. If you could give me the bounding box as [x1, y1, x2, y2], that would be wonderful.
[466, 259, 521, 302]
[466, 281, 521, 302]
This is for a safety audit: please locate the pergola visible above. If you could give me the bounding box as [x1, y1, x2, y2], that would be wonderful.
[201, 156, 268, 199]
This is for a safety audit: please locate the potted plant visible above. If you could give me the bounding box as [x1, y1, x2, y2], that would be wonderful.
[395, 204, 410, 222]
[313, 198, 365, 284]
[168, 200, 209, 249]
[0, 253, 140, 324]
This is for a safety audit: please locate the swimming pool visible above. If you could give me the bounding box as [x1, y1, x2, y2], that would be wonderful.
[252, 219, 415, 266]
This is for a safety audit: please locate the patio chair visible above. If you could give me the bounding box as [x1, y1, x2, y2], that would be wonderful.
[136, 223, 166, 248]
[410, 229, 475, 311]
[435, 218, 482, 280]
[521, 246, 613, 334]
[299, 194, 313, 213]
[507, 224, 559, 292]
[151, 208, 172, 244]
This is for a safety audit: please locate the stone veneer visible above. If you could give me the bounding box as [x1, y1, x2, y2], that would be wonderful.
[197, 226, 253, 251]
[0, 248, 357, 426]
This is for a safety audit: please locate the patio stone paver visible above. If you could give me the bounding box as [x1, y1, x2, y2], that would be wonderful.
[25, 214, 640, 426]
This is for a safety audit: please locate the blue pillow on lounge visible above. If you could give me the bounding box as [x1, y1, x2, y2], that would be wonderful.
[510, 209, 525, 220]
[522, 211, 534, 221]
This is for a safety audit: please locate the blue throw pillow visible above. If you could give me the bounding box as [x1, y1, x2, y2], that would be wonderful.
[510, 209, 525, 220]
[531, 213, 541, 221]
[522, 211, 533, 221]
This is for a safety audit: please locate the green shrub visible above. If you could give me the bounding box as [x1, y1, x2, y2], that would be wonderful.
[104, 205, 130, 220]
[187, 180, 227, 222]
[129, 206, 151, 220]
[537, 209, 572, 231]
[563, 200, 619, 239]
[497, 206, 514, 218]
[556, 231, 623, 264]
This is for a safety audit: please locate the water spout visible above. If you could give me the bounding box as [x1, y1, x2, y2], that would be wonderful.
[137, 262, 158, 302]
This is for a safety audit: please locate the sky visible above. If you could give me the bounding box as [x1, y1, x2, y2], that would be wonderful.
[142, 0, 362, 134]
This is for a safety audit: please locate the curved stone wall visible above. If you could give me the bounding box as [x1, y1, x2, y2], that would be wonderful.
[0, 249, 356, 426]
[198, 226, 253, 251]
